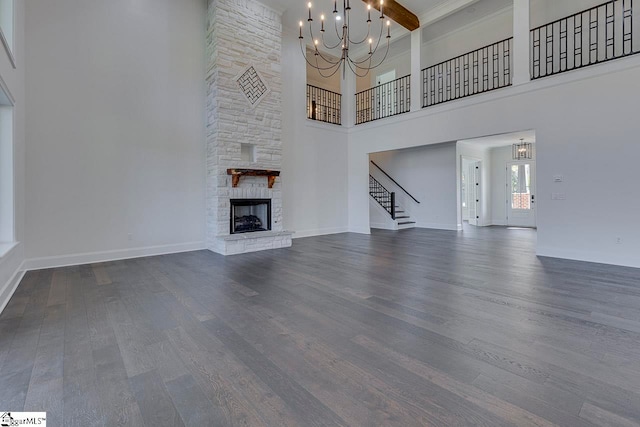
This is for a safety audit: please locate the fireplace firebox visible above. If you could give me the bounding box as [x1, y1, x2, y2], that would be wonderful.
[230, 199, 271, 234]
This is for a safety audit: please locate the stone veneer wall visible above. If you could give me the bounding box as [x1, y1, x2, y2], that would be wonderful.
[207, 0, 290, 255]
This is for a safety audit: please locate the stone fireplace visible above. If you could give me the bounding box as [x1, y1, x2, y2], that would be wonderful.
[206, 0, 292, 255]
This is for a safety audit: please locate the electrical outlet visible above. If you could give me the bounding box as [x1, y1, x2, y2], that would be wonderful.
[616, 237, 623, 244]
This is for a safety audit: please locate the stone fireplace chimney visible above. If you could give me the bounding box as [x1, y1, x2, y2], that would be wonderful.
[206, 0, 292, 255]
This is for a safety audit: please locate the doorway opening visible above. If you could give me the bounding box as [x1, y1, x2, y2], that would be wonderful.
[457, 130, 537, 230]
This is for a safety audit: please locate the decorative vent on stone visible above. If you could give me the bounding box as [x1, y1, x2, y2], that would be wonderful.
[236, 66, 269, 108]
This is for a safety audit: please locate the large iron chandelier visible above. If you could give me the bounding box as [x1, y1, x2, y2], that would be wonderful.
[299, 0, 392, 78]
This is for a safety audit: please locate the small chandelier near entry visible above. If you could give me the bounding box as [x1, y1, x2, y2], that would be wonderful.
[299, 0, 392, 79]
[512, 139, 533, 160]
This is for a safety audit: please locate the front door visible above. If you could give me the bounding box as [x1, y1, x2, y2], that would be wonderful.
[507, 162, 536, 227]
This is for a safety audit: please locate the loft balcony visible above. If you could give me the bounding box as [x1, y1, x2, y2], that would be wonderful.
[304, 0, 639, 127]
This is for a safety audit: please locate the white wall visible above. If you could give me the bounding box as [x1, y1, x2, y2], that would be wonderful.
[282, 31, 349, 238]
[422, 7, 513, 69]
[370, 143, 458, 231]
[24, 0, 207, 265]
[530, 0, 607, 28]
[0, 0, 25, 310]
[348, 56, 640, 268]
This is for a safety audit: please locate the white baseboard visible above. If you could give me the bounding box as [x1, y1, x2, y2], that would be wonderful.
[415, 222, 459, 231]
[0, 261, 26, 314]
[537, 246, 640, 269]
[23, 241, 207, 271]
[292, 227, 349, 239]
[348, 225, 372, 235]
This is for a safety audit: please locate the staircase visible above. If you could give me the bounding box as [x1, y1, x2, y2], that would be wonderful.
[369, 175, 416, 230]
[394, 208, 417, 230]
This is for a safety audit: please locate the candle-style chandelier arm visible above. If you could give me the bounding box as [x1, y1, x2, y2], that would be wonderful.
[352, 41, 390, 71]
[321, 30, 343, 51]
[346, 3, 382, 46]
[304, 22, 343, 66]
[347, 19, 372, 46]
[314, 47, 343, 66]
[345, 57, 375, 78]
[350, 23, 385, 64]
[315, 60, 344, 78]
[299, 41, 342, 70]
[333, 16, 344, 41]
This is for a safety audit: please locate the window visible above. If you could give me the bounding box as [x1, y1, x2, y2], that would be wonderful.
[0, 81, 14, 247]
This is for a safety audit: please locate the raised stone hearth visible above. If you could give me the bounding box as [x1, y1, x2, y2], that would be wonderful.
[206, 0, 292, 255]
[220, 231, 293, 255]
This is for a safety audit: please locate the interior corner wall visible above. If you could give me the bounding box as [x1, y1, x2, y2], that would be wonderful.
[24, 0, 207, 264]
[348, 58, 640, 269]
[370, 143, 458, 231]
[281, 30, 348, 238]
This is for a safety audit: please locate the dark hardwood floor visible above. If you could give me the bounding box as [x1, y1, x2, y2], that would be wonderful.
[2, 227, 640, 426]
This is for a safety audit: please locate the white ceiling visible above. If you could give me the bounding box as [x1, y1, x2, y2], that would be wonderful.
[268, 0, 449, 19]
[458, 130, 536, 149]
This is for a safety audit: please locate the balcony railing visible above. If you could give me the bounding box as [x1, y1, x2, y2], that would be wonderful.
[531, 0, 637, 79]
[422, 38, 513, 108]
[355, 75, 411, 125]
[307, 85, 342, 125]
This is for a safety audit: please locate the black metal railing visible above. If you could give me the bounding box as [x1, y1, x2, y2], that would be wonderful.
[355, 75, 411, 125]
[422, 38, 513, 108]
[531, 0, 637, 79]
[370, 161, 420, 204]
[369, 175, 396, 219]
[307, 85, 342, 125]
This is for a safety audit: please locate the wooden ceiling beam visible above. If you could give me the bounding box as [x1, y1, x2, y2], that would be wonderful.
[364, 0, 420, 32]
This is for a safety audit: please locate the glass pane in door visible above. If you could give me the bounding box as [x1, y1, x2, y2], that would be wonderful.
[511, 164, 531, 210]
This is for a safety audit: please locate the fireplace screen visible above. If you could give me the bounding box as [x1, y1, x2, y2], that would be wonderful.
[230, 199, 271, 234]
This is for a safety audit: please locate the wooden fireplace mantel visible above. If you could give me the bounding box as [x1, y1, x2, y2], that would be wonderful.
[227, 169, 280, 189]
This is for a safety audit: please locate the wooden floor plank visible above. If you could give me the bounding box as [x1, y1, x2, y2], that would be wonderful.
[129, 369, 184, 427]
[1, 227, 640, 425]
